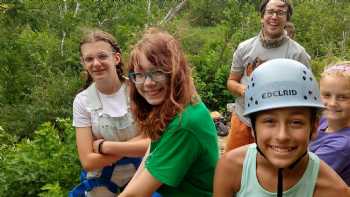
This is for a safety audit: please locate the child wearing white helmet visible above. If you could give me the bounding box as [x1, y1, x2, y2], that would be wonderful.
[214, 58, 350, 197]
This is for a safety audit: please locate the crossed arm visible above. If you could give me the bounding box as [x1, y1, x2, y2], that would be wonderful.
[92, 134, 150, 157]
[76, 127, 149, 171]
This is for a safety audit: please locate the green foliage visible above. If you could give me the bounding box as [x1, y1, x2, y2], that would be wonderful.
[186, 0, 229, 26]
[0, 126, 16, 145]
[311, 56, 344, 80]
[179, 25, 233, 110]
[0, 118, 80, 196]
[292, 1, 350, 58]
[39, 183, 65, 197]
[0, 1, 350, 194]
[0, 0, 348, 138]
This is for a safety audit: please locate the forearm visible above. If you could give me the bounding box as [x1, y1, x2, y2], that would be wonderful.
[128, 145, 149, 185]
[119, 167, 161, 197]
[102, 138, 150, 157]
[76, 127, 121, 171]
[227, 72, 245, 97]
[80, 152, 120, 171]
[227, 79, 245, 97]
[128, 133, 147, 141]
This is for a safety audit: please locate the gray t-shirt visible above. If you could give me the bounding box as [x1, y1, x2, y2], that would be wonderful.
[230, 34, 311, 125]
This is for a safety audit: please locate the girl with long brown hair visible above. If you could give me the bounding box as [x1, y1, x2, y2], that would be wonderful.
[70, 29, 148, 197]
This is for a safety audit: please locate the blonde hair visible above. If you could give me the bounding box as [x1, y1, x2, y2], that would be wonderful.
[321, 61, 350, 84]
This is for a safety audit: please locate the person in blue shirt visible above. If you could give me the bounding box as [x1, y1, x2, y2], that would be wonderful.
[310, 61, 350, 185]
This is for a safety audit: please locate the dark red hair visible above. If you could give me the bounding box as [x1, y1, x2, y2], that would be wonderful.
[128, 28, 198, 139]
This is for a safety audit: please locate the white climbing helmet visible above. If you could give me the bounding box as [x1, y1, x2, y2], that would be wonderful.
[243, 58, 324, 117]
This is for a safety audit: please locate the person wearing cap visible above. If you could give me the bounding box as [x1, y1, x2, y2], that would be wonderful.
[214, 59, 350, 197]
[225, 0, 311, 151]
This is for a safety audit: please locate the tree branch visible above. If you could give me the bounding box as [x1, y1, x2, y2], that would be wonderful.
[159, 0, 188, 25]
[63, 0, 67, 12]
[146, 0, 151, 27]
[73, 0, 80, 17]
[61, 31, 66, 56]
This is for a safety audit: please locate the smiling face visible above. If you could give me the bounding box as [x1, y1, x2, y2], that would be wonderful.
[133, 53, 169, 106]
[255, 107, 314, 168]
[80, 41, 120, 82]
[261, 0, 288, 39]
[320, 75, 350, 125]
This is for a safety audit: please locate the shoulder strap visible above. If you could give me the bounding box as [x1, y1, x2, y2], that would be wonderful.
[305, 152, 320, 196]
[86, 83, 102, 111]
[123, 83, 131, 111]
[238, 144, 257, 195]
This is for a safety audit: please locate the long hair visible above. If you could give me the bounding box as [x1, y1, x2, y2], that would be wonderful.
[79, 29, 125, 90]
[128, 28, 197, 139]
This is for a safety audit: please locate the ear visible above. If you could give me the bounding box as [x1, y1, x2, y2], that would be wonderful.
[113, 52, 121, 65]
[310, 117, 319, 140]
[80, 56, 85, 66]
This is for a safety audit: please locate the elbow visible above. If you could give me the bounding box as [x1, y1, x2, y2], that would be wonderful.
[81, 161, 95, 171]
[227, 79, 235, 94]
[80, 157, 99, 171]
[226, 79, 231, 90]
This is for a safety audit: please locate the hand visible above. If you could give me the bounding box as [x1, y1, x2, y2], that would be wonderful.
[93, 139, 105, 153]
[240, 85, 246, 96]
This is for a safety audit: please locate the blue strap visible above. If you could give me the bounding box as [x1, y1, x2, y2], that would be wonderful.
[69, 157, 142, 197]
[69, 178, 119, 197]
[116, 157, 142, 167]
[152, 192, 162, 197]
[79, 170, 87, 182]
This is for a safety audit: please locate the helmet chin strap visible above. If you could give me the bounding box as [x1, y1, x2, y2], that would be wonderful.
[254, 132, 308, 197]
[277, 168, 283, 197]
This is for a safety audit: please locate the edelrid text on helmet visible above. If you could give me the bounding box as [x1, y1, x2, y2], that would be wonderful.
[244, 58, 324, 117]
[262, 89, 297, 99]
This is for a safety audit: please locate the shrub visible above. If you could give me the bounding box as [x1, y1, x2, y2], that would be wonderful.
[0, 118, 80, 197]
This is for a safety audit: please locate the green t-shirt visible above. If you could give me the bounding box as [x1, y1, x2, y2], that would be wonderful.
[145, 101, 219, 197]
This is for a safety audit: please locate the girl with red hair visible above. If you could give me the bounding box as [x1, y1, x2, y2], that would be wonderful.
[119, 28, 219, 197]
